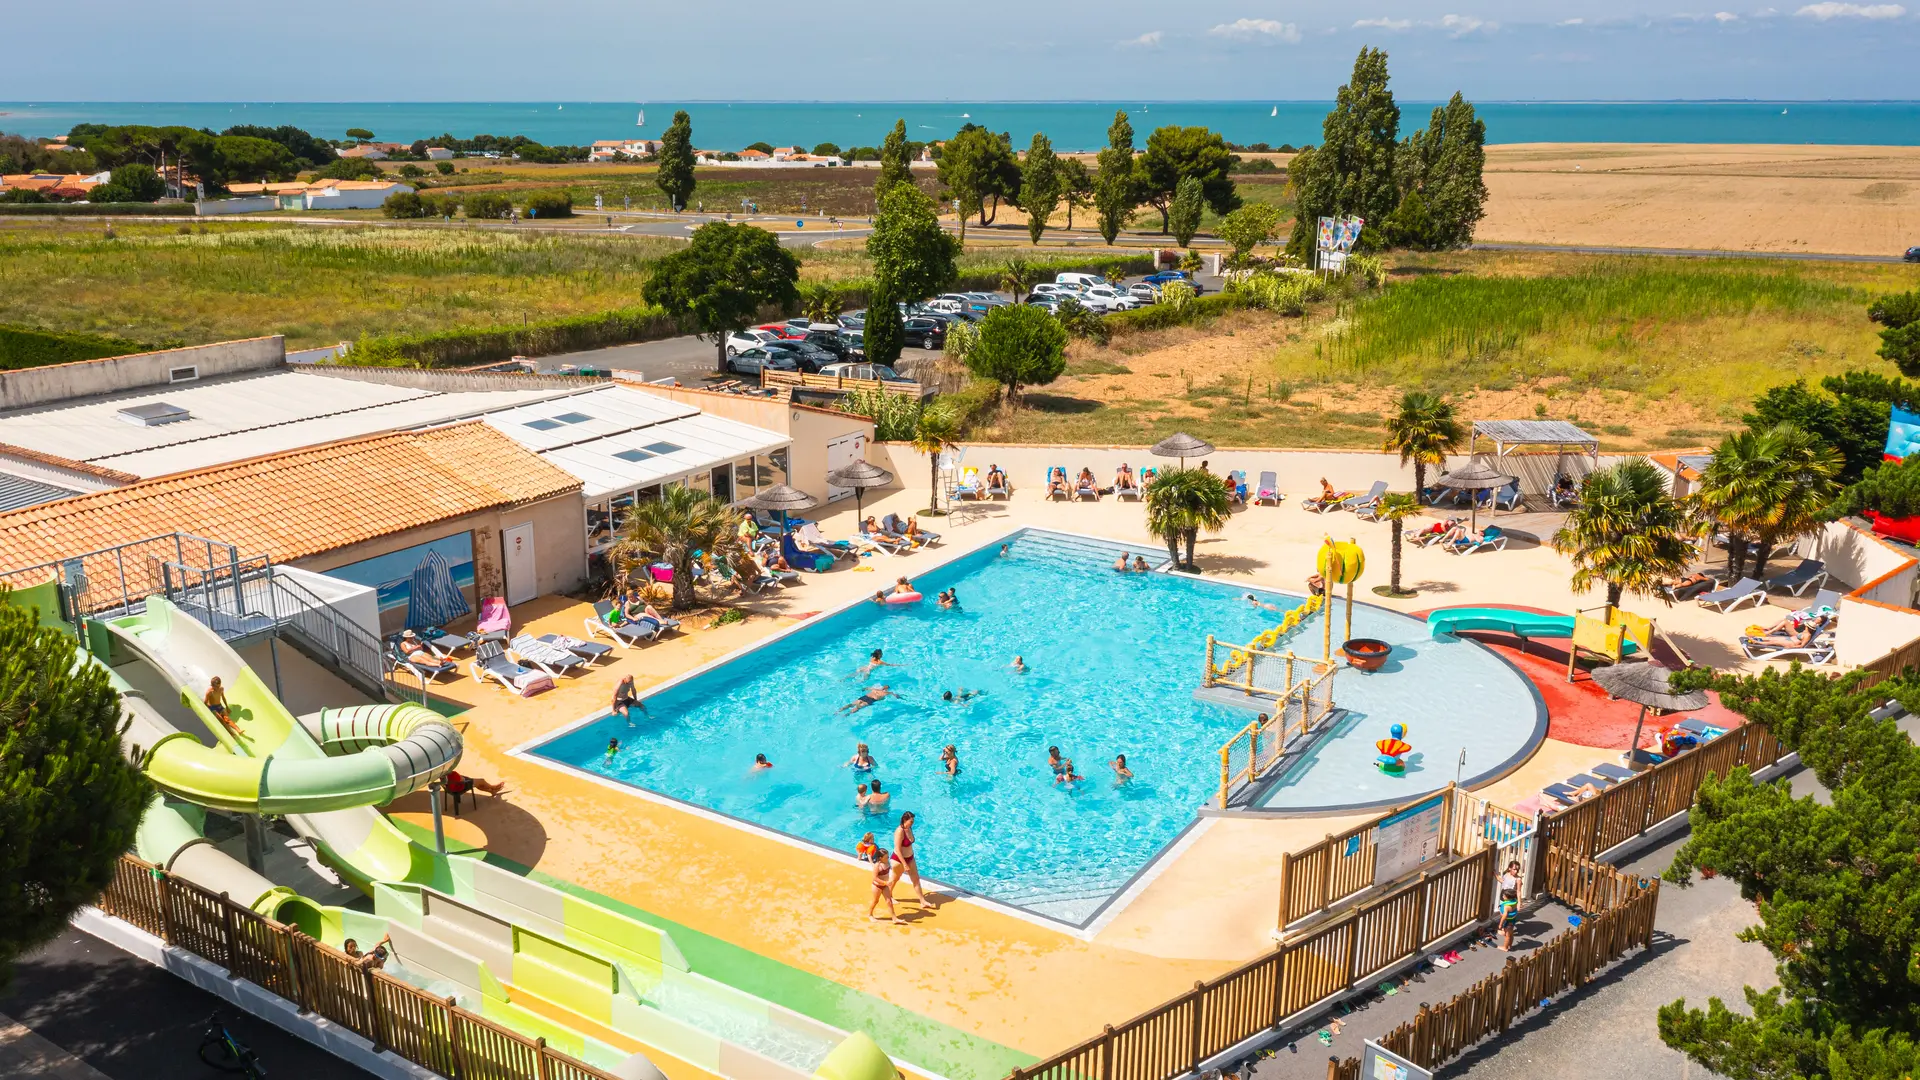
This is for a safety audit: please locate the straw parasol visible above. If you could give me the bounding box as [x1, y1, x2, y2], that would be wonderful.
[827, 459, 893, 518]
[1150, 432, 1216, 469]
[1594, 661, 1709, 767]
[1432, 459, 1517, 530]
[740, 483, 819, 536]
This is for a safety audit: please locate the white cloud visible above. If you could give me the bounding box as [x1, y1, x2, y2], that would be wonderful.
[1753, 5, 1779, 12]
[1795, 1, 1905, 16]
[1557, 16, 1586, 23]
[1208, 17, 1303, 42]
[1436, 13, 1490, 34]
[1714, 9, 1742, 18]
[1121, 30, 1164, 47]
[1353, 16, 1413, 29]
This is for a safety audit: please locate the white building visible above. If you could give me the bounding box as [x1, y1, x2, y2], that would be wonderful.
[425, 147, 454, 161]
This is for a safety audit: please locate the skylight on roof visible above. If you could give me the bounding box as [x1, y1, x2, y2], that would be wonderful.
[613, 449, 654, 463]
[116, 402, 191, 427]
[644, 441, 683, 455]
[523, 418, 563, 431]
[554, 411, 593, 424]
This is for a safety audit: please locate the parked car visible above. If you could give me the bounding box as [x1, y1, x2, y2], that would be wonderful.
[1025, 296, 1062, 312]
[800, 329, 851, 359]
[1908, 247, 1920, 263]
[1079, 286, 1143, 313]
[1143, 270, 1206, 294]
[838, 310, 866, 329]
[728, 347, 800, 376]
[962, 291, 1009, 307]
[840, 330, 866, 359]
[725, 329, 782, 356]
[1128, 282, 1162, 303]
[819, 362, 909, 382]
[756, 322, 808, 340]
[903, 317, 948, 350]
[1056, 272, 1112, 289]
[1029, 282, 1084, 299]
[762, 340, 837, 372]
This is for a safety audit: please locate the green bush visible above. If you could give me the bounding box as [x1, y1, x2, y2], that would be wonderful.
[344, 304, 681, 368]
[0, 324, 164, 370]
[1103, 292, 1244, 333]
[841, 386, 923, 440]
[309, 157, 385, 182]
[435, 161, 455, 175]
[524, 192, 573, 219]
[382, 191, 427, 218]
[0, 188, 47, 205]
[463, 192, 513, 220]
[0, 201, 193, 216]
[936, 377, 1002, 432]
[418, 193, 460, 218]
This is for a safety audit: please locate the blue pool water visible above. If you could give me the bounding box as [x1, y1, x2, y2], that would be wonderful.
[529, 529, 1541, 924]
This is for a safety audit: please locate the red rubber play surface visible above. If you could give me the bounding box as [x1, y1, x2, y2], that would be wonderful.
[1414, 605, 1741, 750]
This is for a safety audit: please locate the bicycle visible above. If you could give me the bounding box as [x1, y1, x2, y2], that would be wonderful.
[198, 1011, 266, 1079]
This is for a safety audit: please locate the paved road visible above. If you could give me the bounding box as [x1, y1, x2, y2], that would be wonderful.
[1472, 241, 1912, 264]
[0, 929, 372, 1080]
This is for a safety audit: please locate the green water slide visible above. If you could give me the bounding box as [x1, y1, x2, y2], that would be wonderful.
[1428, 606, 1640, 654]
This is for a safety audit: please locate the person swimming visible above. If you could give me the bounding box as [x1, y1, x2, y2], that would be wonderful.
[841, 685, 896, 713]
[606, 737, 620, 758]
[752, 753, 773, 769]
[1054, 757, 1084, 785]
[893, 576, 915, 596]
[1246, 593, 1284, 613]
[871, 591, 889, 604]
[865, 779, 891, 810]
[999, 543, 1010, 557]
[937, 588, 958, 609]
[1114, 552, 1131, 572]
[1047, 746, 1065, 775]
[940, 689, 979, 703]
[1112, 754, 1133, 782]
[856, 831, 882, 862]
[857, 649, 896, 678]
[1132, 556, 1149, 572]
[941, 744, 960, 777]
[1011, 655, 1026, 673]
[845, 742, 876, 770]
[855, 782, 872, 808]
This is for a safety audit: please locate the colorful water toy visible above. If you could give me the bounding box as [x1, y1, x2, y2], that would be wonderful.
[1375, 722, 1412, 774]
[1222, 594, 1324, 671]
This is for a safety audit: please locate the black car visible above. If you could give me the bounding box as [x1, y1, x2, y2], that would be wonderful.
[800, 330, 851, 360]
[765, 340, 839, 373]
[1907, 247, 1920, 263]
[902, 317, 947, 351]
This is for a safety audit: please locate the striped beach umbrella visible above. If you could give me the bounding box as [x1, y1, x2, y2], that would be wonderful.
[405, 549, 471, 631]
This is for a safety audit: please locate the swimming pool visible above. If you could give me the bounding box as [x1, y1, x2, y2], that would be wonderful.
[526, 529, 1542, 925]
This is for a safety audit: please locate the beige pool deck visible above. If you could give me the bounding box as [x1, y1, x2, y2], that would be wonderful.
[385, 485, 1793, 1070]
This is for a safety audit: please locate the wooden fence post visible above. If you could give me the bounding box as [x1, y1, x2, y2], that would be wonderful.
[1101, 1024, 1115, 1080]
[1189, 981, 1206, 1074]
[1412, 872, 1431, 949]
[1277, 850, 1292, 930]
[445, 996, 467, 1079]
[535, 1036, 551, 1080]
[218, 893, 238, 973]
[1440, 781, 1457, 857]
[1344, 918, 1360, 986]
[1318, 833, 1335, 913]
[362, 963, 385, 1052]
[157, 870, 175, 945]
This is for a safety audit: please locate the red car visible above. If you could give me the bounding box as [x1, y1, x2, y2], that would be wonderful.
[755, 322, 808, 341]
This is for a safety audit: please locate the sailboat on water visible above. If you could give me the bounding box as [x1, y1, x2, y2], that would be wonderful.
[637, 108, 646, 128]
[1271, 106, 1278, 116]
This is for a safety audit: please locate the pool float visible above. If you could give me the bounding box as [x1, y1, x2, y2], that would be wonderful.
[885, 591, 923, 605]
[1223, 593, 1324, 671]
[1375, 723, 1412, 775]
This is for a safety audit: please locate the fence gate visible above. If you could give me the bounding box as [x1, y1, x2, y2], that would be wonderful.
[1451, 789, 1537, 896]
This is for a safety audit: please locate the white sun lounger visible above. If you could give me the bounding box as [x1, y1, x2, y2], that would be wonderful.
[508, 634, 587, 678]
[1254, 471, 1282, 506]
[1697, 577, 1766, 612]
[585, 601, 669, 648]
[470, 640, 554, 695]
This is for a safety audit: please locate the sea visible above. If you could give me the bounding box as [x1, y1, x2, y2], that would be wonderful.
[5, 101, 1920, 151]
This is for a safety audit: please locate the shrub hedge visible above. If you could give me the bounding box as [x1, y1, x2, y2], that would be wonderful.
[0, 324, 163, 370]
[1102, 292, 1244, 334]
[344, 305, 681, 368]
[0, 202, 195, 216]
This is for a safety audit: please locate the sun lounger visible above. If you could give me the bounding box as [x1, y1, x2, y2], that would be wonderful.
[1254, 471, 1282, 506]
[1741, 631, 1837, 664]
[508, 634, 587, 677]
[950, 467, 983, 501]
[1304, 488, 1359, 513]
[1540, 783, 1582, 807]
[859, 530, 911, 555]
[1566, 772, 1612, 790]
[536, 633, 615, 665]
[412, 628, 473, 658]
[1342, 480, 1389, 518]
[796, 522, 857, 560]
[1446, 525, 1507, 555]
[585, 601, 668, 648]
[782, 533, 835, 572]
[470, 640, 554, 695]
[1804, 588, 1841, 613]
[1489, 481, 1524, 511]
[1591, 763, 1636, 783]
[986, 472, 1010, 499]
[882, 513, 939, 544]
[1045, 467, 1071, 501]
[1763, 559, 1828, 597]
[388, 640, 458, 683]
[1074, 472, 1099, 500]
[1674, 717, 1712, 736]
[475, 596, 513, 642]
[1662, 577, 1718, 602]
[1697, 577, 1766, 612]
[1223, 470, 1248, 507]
[1114, 474, 1142, 500]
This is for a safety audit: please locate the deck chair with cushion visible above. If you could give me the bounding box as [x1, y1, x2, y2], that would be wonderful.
[950, 468, 983, 501]
[986, 470, 1010, 499]
[508, 634, 587, 678]
[1045, 467, 1072, 501]
[1590, 763, 1637, 783]
[585, 601, 668, 649]
[1074, 471, 1099, 501]
[1697, 577, 1766, 612]
[1490, 481, 1525, 511]
[1114, 470, 1142, 501]
[782, 532, 836, 573]
[536, 633, 615, 666]
[1741, 626, 1837, 664]
[882, 513, 939, 545]
[1303, 487, 1360, 514]
[1254, 471, 1283, 506]
[475, 597, 513, 642]
[470, 640, 554, 696]
[388, 639, 458, 684]
[1344, 480, 1389, 518]
[1446, 525, 1508, 555]
[796, 523, 857, 561]
[1764, 559, 1828, 597]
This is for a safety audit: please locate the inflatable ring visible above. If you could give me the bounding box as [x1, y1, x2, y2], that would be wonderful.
[885, 591, 923, 605]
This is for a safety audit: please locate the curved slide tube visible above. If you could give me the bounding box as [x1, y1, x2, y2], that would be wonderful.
[1427, 606, 1640, 655]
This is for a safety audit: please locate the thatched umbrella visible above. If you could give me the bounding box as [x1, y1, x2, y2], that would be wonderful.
[827, 459, 893, 519]
[1150, 432, 1216, 469]
[1431, 459, 1516, 531]
[1595, 661, 1709, 768]
[740, 483, 818, 535]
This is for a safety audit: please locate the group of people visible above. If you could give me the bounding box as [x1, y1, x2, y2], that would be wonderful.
[1111, 552, 1152, 573]
[861, 514, 932, 548]
[857, 813, 927, 923]
[1048, 745, 1132, 786]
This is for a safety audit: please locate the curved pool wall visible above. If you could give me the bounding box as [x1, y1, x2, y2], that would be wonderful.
[524, 528, 1543, 926]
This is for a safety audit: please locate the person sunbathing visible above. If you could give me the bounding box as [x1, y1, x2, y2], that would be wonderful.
[1076, 467, 1097, 492]
[987, 465, 1007, 490]
[1047, 467, 1071, 499]
[1750, 614, 1830, 648]
[902, 517, 928, 546]
[1665, 571, 1716, 600]
[1114, 464, 1135, 490]
[1440, 522, 1476, 546]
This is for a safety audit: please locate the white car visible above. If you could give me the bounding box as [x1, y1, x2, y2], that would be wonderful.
[1029, 282, 1084, 299]
[1056, 272, 1112, 289]
[819, 362, 909, 382]
[725, 329, 781, 356]
[1127, 282, 1161, 303]
[1080, 286, 1144, 313]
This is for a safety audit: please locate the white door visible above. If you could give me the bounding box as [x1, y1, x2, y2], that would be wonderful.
[825, 433, 866, 502]
[501, 522, 537, 606]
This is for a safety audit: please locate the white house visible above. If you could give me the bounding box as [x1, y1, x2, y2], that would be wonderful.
[425, 147, 454, 161]
[305, 180, 414, 210]
[588, 139, 660, 162]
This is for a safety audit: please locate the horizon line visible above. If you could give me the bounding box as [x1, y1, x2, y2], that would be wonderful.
[6, 98, 1920, 106]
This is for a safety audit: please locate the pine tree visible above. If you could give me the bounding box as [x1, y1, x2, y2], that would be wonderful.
[876, 120, 913, 198]
[863, 283, 905, 367]
[1168, 176, 1205, 247]
[1057, 157, 1093, 230]
[1397, 93, 1487, 248]
[1019, 133, 1061, 245]
[1286, 47, 1401, 258]
[1094, 110, 1139, 245]
[866, 181, 959, 304]
[655, 110, 696, 212]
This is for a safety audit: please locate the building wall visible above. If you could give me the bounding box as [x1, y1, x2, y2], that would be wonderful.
[195, 197, 278, 216]
[1837, 595, 1920, 667]
[616, 379, 874, 503]
[307, 186, 409, 211]
[1804, 519, 1920, 668]
[0, 336, 285, 411]
[274, 563, 381, 644]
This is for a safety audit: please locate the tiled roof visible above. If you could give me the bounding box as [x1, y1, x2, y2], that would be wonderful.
[0, 421, 580, 573]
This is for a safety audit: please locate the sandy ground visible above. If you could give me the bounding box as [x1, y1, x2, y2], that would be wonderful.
[1479, 142, 1920, 255]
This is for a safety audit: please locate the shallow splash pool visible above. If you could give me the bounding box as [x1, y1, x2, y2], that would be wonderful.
[527, 529, 1542, 925]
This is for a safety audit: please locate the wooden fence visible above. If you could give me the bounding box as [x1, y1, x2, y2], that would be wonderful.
[1211, 651, 1338, 808]
[1004, 846, 1496, 1080]
[1858, 635, 1920, 689]
[94, 856, 620, 1080]
[760, 368, 926, 399]
[1535, 720, 1784, 863]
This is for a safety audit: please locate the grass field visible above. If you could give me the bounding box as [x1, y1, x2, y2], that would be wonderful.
[975, 250, 1920, 451]
[408, 161, 943, 216]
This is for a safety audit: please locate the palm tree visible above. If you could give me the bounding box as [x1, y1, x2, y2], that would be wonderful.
[1375, 493, 1423, 597]
[1691, 424, 1842, 580]
[800, 284, 843, 325]
[611, 486, 740, 611]
[999, 256, 1039, 304]
[1383, 391, 1465, 502]
[1551, 460, 1695, 607]
[1143, 467, 1232, 570]
[911, 404, 957, 514]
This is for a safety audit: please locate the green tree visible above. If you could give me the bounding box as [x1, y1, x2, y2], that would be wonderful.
[1381, 390, 1464, 497]
[0, 598, 150, 987]
[1139, 125, 1238, 233]
[1094, 110, 1140, 245]
[1746, 377, 1895, 484]
[1019, 133, 1061, 245]
[524, 192, 573, 218]
[911, 404, 958, 513]
[222, 124, 334, 169]
[1692, 424, 1843, 579]
[1215, 203, 1285, 264]
[1144, 467, 1233, 569]
[1834, 454, 1920, 520]
[1376, 493, 1423, 597]
[656, 110, 696, 212]
[866, 181, 958, 303]
[799, 284, 843, 325]
[1381, 189, 1440, 250]
[642, 222, 800, 371]
[863, 285, 905, 367]
[1057, 156, 1093, 230]
[998, 256, 1039, 303]
[103, 163, 165, 202]
[344, 127, 375, 141]
[1869, 289, 1920, 377]
[435, 161, 454, 175]
[211, 135, 296, 185]
[936, 126, 1019, 240]
[966, 303, 1068, 405]
[1286, 47, 1401, 258]
[812, 142, 842, 157]
[1657, 666, 1920, 1080]
[611, 487, 741, 611]
[382, 191, 427, 218]
[463, 192, 513, 220]
[310, 156, 384, 182]
[876, 120, 914, 197]
[1167, 176, 1205, 247]
[745, 141, 775, 155]
[1394, 93, 1487, 249]
[1551, 459, 1696, 607]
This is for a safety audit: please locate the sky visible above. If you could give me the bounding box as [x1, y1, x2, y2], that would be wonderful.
[4, 0, 1918, 101]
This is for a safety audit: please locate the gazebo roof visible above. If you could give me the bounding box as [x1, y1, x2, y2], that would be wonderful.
[1472, 420, 1599, 456]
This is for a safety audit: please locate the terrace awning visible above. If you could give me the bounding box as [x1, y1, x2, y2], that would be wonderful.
[1471, 420, 1599, 462]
